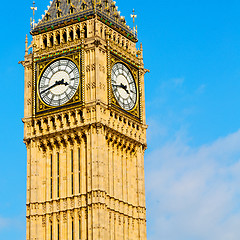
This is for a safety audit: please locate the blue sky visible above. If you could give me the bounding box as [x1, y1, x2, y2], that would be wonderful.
[0, 0, 240, 239]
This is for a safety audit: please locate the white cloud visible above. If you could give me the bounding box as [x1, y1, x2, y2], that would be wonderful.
[146, 130, 240, 240]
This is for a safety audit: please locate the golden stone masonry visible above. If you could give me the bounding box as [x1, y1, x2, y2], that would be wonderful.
[21, 0, 148, 239]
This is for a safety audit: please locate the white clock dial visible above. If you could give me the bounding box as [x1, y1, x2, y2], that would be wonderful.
[111, 62, 137, 110]
[39, 59, 80, 107]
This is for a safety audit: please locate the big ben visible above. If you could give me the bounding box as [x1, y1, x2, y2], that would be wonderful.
[21, 0, 148, 239]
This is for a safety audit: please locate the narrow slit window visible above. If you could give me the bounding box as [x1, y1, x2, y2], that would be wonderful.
[71, 149, 74, 195]
[57, 10, 62, 18]
[81, 3, 86, 10]
[57, 221, 60, 240]
[76, 28, 80, 39]
[57, 153, 60, 198]
[56, 33, 60, 45]
[79, 219, 81, 240]
[45, 13, 50, 21]
[50, 35, 54, 47]
[104, 0, 108, 7]
[43, 37, 47, 48]
[72, 218, 74, 240]
[56, 0, 60, 8]
[70, 7, 74, 14]
[50, 221, 53, 240]
[50, 154, 53, 199]
[84, 25, 87, 38]
[63, 31, 67, 43]
[70, 30, 74, 41]
[78, 148, 80, 193]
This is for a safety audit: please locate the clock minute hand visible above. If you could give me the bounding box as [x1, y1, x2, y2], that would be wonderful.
[41, 82, 58, 94]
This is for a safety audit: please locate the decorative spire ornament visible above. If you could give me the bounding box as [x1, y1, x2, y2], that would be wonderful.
[25, 35, 28, 56]
[30, 1, 38, 30]
[131, 9, 137, 36]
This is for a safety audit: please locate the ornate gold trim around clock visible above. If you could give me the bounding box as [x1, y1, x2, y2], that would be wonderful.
[109, 53, 141, 121]
[34, 51, 83, 116]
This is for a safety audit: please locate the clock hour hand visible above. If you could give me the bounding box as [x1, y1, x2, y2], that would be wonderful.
[56, 79, 69, 86]
[41, 79, 69, 94]
[112, 83, 129, 94]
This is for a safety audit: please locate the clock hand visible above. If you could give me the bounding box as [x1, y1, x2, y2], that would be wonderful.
[41, 82, 58, 94]
[56, 79, 69, 86]
[41, 79, 69, 94]
[112, 84, 129, 94]
[120, 83, 129, 94]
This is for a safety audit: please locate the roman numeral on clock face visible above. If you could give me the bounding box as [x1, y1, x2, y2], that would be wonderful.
[111, 62, 137, 111]
[39, 59, 80, 107]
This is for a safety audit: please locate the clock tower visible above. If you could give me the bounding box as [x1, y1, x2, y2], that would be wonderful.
[22, 0, 148, 239]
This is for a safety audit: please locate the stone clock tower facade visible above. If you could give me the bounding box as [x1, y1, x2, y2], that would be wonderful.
[22, 0, 148, 239]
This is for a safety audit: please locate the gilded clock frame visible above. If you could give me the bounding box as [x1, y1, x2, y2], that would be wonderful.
[109, 53, 141, 121]
[34, 51, 83, 116]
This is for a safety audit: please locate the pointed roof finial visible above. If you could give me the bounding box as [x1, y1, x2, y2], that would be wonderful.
[131, 9, 137, 36]
[30, 1, 38, 30]
[25, 34, 28, 56]
[131, 9, 137, 25]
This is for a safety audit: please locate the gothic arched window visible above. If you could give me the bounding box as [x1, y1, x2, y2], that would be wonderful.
[76, 28, 80, 39]
[56, 33, 60, 45]
[83, 25, 87, 38]
[50, 35, 54, 47]
[56, 0, 61, 8]
[69, 29, 74, 41]
[63, 31, 67, 42]
[43, 36, 47, 48]
[57, 9, 62, 18]
[69, 5, 75, 14]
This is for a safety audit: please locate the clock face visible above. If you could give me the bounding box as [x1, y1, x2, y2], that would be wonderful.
[111, 63, 137, 111]
[38, 59, 80, 107]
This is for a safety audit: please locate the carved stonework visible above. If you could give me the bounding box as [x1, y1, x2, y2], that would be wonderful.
[42, 216, 46, 227]
[24, 3, 147, 239]
[63, 212, 67, 223]
[27, 81, 32, 88]
[57, 202, 60, 211]
[49, 203, 53, 212]
[99, 82, 105, 90]
[42, 203, 46, 213]
[71, 199, 74, 208]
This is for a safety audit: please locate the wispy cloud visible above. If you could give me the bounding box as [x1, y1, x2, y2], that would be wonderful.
[0, 217, 9, 230]
[173, 77, 185, 87]
[0, 215, 25, 232]
[195, 84, 206, 94]
[146, 130, 240, 240]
